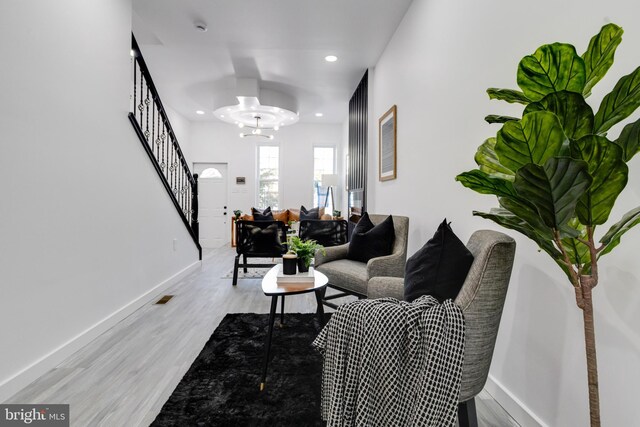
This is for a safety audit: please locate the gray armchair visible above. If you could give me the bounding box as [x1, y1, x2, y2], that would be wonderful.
[368, 230, 516, 427]
[315, 214, 409, 308]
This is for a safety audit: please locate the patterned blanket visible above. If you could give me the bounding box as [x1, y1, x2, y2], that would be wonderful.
[312, 296, 465, 426]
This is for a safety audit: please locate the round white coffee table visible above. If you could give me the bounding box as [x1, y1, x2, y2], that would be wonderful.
[259, 264, 328, 391]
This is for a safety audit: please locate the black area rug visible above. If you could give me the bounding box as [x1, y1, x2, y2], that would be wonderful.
[151, 313, 328, 427]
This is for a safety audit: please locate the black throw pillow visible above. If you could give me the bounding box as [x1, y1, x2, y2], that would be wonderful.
[252, 207, 273, 221]
[347, 213, 395, 263]
[300, 205, 320, 220]
[404, 219, 474, 303]
[246, 223, 284, 253]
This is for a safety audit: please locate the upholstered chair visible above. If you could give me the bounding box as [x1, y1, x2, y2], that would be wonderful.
[315, 214, 409, 308]
[368, 230, 516, 427]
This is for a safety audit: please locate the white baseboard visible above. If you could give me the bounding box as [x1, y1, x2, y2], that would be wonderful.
[0, 260, 201, 403]
[485, 374, 548, 427]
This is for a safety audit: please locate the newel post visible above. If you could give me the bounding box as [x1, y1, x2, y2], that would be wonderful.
[191, 173, 199, 240]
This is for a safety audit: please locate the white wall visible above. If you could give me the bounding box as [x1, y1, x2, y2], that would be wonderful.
[367, 0, 640, 425]
[165, 106, 192, 167]
[0, 0, 200, 401]
[189, 121, 343, 214]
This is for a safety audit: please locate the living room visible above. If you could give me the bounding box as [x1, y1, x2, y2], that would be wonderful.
[2, 0, 640, 426]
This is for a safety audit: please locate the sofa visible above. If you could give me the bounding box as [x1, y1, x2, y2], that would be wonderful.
[238, 207, 333, 222]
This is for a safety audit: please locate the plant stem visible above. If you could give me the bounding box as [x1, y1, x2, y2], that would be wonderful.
[580, 276, 600, 427]
[553, 231, 583, 307]
[580, 226, 600, 426]
[587, 226, 599, 285]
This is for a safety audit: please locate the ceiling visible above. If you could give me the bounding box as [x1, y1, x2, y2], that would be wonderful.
[132, 0, 414, 124]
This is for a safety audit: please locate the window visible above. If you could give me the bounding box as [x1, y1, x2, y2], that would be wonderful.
[200, 167, 222, 179]
[257, 145, 280, 209]
[313, 146, 336, 210]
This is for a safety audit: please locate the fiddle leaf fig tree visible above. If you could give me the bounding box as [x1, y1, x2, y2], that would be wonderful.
[456, 23, 640, 427]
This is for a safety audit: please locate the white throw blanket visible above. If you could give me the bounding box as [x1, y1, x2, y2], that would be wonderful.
[312, 296, 465, 426]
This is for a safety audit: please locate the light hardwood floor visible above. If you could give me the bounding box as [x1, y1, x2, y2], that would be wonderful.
[7, 246, 519, 426]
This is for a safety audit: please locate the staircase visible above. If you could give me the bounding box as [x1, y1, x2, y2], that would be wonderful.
[129, 34, 202, 259]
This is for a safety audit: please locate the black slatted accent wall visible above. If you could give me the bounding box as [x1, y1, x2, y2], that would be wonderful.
[348, 71, 368, 212]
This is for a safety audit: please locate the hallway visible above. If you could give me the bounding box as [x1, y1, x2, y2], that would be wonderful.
[7, 247, 518, 426]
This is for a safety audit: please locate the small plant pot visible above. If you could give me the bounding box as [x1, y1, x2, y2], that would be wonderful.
[297, 258, 310, 273]
[282, 254, 298, 275]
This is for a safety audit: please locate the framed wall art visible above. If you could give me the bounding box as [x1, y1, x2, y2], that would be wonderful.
[378, 105, 397, 181]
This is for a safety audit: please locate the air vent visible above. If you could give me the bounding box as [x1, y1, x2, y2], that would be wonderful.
[155, 295, 174, 305]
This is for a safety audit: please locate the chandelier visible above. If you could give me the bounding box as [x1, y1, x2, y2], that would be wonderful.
[212, 79, 299, 139]
[239, 115, 274, 139]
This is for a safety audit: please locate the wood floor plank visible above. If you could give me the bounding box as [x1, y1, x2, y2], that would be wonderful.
[6, 245, 519, 426]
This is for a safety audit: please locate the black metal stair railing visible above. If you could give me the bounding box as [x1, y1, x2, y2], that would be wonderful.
[129, 34, 202, 259]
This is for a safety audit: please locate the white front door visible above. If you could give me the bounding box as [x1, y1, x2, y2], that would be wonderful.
[194, 163, 229, 248]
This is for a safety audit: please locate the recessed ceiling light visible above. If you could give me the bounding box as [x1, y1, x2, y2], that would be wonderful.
[325, 55, 338, 62]
[315, 113, 324, 117]
[196, 110, 205, 115]
[220, 114, 225, 118]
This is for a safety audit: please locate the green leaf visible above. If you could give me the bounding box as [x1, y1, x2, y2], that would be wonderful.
[517, 43, 586, 101]
[560, 219, 591, 271]
[593, 66, 640, 133]
[582, 23, 624, 96]
[501, 194, 580, 238]
[614, 117, 640, 162]
[523, 91, 594, 140]
[474, 138, 515, 180]
[513, 157, 592, 229]
[485, 114, 519, 124]
[498, 197, 554, 239]
[456, 170, 519, 198]
[570, 135, 628, 225]
[599, 206, 640, 256]
[522, 102, 545, 114]
[475, 207, 570, 280]
[487, 88, 532, 105]
[564, 236, 590, 264]
[562, 237, 591, 274]
[496, 111, 568, 171]
[473, 208, 560, 259]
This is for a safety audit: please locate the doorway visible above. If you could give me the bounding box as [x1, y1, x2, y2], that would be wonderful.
[193, 163, 229, 248]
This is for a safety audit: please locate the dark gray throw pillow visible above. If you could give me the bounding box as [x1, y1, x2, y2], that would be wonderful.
[300, 205, 320, 220]
[246, 222, 284, 253]
[252, 207, 273, 221]
[404, 219, 474, 303]
[347, 213, 395, 263]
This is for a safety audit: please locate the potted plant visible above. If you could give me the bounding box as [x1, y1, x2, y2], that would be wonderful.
[332, 209, 342, 219]
[456, 23, 640, 426]
[233, 209, 242, 220]
[288, 236, 325, 272]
